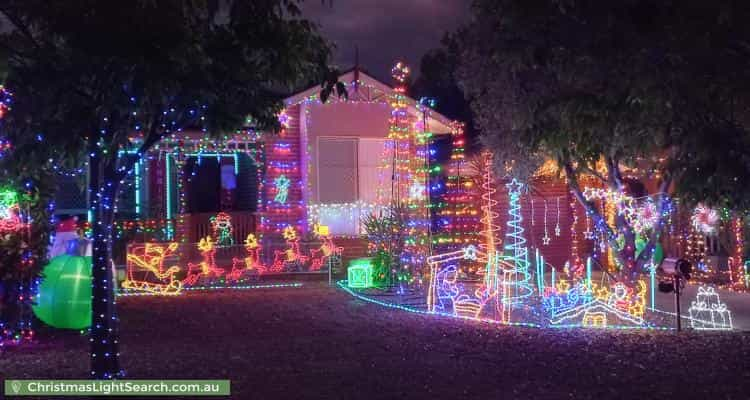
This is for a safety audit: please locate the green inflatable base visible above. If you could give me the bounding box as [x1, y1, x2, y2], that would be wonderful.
[33, 255, 92, 330]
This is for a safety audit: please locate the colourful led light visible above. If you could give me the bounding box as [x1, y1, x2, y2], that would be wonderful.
[348, 259, 374, 288]
[688, 286, 733, 330]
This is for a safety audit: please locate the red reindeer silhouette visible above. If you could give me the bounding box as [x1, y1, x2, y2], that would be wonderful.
[184, 237, 225, 285]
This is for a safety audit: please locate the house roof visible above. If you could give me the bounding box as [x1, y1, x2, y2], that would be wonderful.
[283, 68, 457, 135]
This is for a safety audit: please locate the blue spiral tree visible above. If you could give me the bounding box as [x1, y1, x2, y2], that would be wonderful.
[502, 179, 533, 305]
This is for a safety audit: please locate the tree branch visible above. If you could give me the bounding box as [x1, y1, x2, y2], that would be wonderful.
[605, 156, 623, 191]
[0, 8, 43, 51]
[635, 171, 674, 266]
[578, 162, 607, 183]
[563, 160, 616, 241]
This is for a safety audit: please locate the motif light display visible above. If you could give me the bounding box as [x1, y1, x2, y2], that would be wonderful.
[122, 242, 183, 296]
[426, 245, 481, 313]
[0, 189, 25, 232]
[429, 248, 493, 319]
[351, 161, 672, 329]
[543, 280, 647, 327]
[478, 152, 500, 263]
[231, 234, 261, 272]
[691, 204, 719, 234]
[582, 187, 671, 236]
[348, 258, 374, 288]
[377, 61, 430, 278]
[273, 174, 290, 204]
[123, 231, 343, 295]
[688, 286, 733, 330]
[426, 175, 539, 323]
[210, 212, 234, 246]
[433, 122, 481, 262]
[259, 106, 305, 235]
[501, 179, 534, 307]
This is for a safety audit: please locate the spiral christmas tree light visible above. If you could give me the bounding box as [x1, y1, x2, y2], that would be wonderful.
[478, 152, 501, 299]
[501, 178, 533, 306]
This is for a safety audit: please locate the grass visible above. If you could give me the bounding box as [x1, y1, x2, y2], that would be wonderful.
[1, 282, 748, 399]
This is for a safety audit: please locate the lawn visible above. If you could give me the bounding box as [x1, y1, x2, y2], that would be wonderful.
[1, 283, 748, 399]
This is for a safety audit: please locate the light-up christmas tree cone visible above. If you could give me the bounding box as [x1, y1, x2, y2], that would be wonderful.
[501, 179, 534, 311]
[475, 152, 505, 319]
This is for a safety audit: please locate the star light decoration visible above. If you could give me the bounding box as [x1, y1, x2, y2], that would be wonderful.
[542, 234, 551, 245]
[582, 187, 668, 234]
[282, 226, 298, 241]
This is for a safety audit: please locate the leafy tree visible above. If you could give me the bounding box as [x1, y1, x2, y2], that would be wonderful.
[455, 0, 750, 282]
[362, 205, 407, 286]
[0, 139, 56, 340]
[411, 35, 478, 151]
[0, 85, 57, 343]
[0, 0, 340, 378]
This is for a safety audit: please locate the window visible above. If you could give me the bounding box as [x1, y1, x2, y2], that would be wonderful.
[317, 138, 358, 203]
[315, 137, 390, 235]
[357, 138, 389, 204]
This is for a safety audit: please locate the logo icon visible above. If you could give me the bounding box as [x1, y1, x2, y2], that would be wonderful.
[10, 380, 21, 394]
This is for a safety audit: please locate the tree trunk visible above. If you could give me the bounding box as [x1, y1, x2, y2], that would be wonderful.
[565, 161, 672, 285]
[89, 146, 121, 379]
[617, 214, 639, 284]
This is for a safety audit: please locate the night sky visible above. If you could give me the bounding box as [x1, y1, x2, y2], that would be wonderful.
[301, 0, 472, 82]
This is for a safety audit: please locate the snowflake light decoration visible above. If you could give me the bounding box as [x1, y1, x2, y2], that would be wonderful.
[632, 199, 659, 233]
[692, 205, 719, 234]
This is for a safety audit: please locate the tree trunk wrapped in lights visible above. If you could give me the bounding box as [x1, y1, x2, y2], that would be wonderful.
[0, 0, 342, 378]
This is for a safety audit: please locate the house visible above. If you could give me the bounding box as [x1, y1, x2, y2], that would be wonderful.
[54, 66, 477, 277]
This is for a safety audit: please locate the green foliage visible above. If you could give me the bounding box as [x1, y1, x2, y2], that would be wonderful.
[0, 0, 339, 375]
[371, 250, 391, 287]
[0, 144, 56, 318]
[454, 0, 750, 278]
[410, 35, 477, 150]
[362, 205, 408, 285]
[458, 0, 750, 205]
[0, 0, 338, 161]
